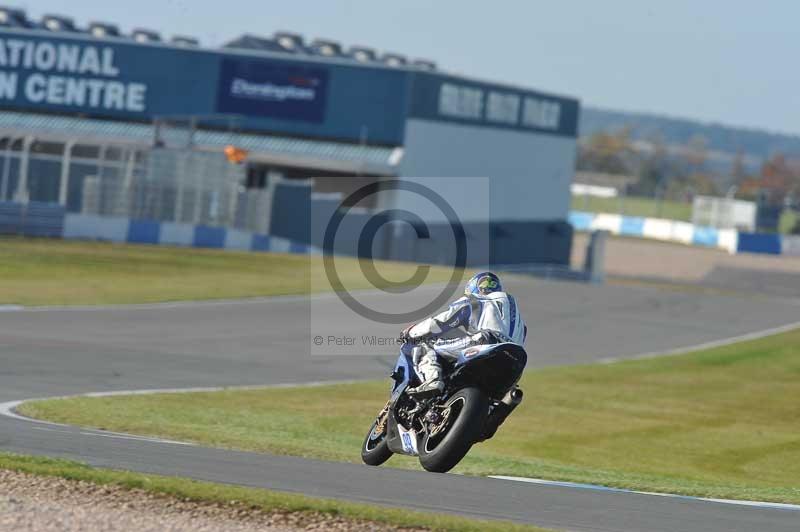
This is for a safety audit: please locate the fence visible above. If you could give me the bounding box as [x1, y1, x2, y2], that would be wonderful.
[691, 195, 756, 231]
[0, 135, 281, 234]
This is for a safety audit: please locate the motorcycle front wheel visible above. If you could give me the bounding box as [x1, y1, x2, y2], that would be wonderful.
[361, 408, 392, 466]
[418, 387, 488, 473]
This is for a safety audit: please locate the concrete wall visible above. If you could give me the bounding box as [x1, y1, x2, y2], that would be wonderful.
[398, 119, 576, 222]
[387, 118, 577, 264]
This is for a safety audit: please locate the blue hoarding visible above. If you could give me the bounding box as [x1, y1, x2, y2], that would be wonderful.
[0, 30, 219, 118]
[216, 58, 329, 123]
[0, 28, 409, 144]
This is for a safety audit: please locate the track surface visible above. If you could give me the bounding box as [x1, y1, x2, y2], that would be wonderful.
[1, 278, 799, 532]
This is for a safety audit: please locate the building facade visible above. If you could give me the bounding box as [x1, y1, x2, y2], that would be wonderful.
[0, 26, 580, 264]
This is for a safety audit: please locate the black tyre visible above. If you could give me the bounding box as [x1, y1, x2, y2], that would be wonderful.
[361, 413, 392, 466]
[418, 387, 488, 473]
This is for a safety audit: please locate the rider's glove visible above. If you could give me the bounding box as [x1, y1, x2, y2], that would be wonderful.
[398, 324, 414, 344]
[398, 324, 432, 345]
[474, 330, 497, 344]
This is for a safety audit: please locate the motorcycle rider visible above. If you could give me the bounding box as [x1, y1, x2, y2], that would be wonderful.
[399, 272, 527, 397]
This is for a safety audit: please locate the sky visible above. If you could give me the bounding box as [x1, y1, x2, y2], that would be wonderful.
[14, 0, 800, 135]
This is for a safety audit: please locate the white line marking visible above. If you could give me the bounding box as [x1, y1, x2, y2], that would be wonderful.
[0, 380, 363, 438]
[489, 476, 800, 511]
[0, 401, 29, 423]
[78, 431, 194, 446]
[597, 320, 800, 364]
[0, 305, 24, 312]
[30, 426, 71, 434]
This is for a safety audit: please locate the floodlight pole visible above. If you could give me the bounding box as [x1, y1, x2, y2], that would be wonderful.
[96, 145, 108, 215]
[0, 136, 18, 201]
[58, 139, 76, 207]
[13, 135, 33, 203]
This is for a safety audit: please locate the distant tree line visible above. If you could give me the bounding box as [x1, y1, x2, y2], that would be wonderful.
[577, 128, 720, 201]
[577, 125, 800, 233]
[581, 107, 800, 160]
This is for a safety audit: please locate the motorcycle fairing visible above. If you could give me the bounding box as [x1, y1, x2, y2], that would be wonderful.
[435, 341, 520, 367]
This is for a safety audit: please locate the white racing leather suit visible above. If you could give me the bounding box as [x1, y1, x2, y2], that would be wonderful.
[406, 291, 527, 393]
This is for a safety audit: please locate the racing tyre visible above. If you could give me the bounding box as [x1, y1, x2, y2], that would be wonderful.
[361, 413, 392, 466]
[419, 387, 488, 473]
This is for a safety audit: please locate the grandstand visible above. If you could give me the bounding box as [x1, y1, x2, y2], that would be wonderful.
[0, 8, 580, 265]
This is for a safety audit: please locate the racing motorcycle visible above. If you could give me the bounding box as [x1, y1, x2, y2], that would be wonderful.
[361, 337, 527, 473]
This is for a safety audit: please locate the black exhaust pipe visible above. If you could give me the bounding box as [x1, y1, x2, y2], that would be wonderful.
[505, 387, 523, 406]
[478, 387, 523, 442]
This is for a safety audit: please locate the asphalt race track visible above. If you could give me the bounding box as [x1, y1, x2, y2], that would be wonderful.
[1, 277, 799, 532]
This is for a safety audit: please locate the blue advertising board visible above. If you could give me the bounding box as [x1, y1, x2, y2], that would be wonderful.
[0, 28, 410, 144]
[0, 30, 220, 117]
[216, 58, 329, 123]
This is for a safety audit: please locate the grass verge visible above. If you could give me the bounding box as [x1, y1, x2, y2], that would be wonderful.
[571, 195, 692, 221]
[21, 328, 800, 505]
[0, 453, 546, 532]
[0, 237, 462, 306]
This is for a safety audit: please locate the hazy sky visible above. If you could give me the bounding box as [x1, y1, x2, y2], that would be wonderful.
[14, 1, 800, 135]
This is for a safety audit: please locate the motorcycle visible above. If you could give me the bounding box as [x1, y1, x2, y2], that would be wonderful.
[361, 337, 527, 473]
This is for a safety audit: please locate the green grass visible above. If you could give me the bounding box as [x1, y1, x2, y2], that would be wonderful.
[22, 327, 800, 504]
[779, 209, 798, 234]
[0, 237, 462, 306]
[0, 453, 547, 532]
[571, 194, 692, 221]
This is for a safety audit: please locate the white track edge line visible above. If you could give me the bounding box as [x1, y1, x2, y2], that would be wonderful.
[597, 319, 800, 364]
[489, 476, 800, 512]
[0, 380, 363, 445]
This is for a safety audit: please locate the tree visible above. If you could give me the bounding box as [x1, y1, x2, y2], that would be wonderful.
[577, 127, 636, 175]
[632, 134, 670, 197]
[685, 134, 708, 171]
[731, 149, 749, 185]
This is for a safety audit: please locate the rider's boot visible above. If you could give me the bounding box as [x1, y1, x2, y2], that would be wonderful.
[409, 350, 444, 397]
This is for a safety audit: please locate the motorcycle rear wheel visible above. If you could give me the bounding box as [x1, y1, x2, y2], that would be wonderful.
[418, 387, 488, 473]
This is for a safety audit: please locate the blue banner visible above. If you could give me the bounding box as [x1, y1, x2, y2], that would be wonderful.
[216, 59, 328, 123]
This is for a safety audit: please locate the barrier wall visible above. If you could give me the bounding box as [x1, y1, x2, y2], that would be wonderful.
[736, 232, 800, 257]
[2, 199, 797, 259]
[782, 235, 800, 257]
[0, 201, 64, 238]
[569, 210, 800, 257]
[568, 211, 738, 253]
[0, 201, 311, 255]
[61, 213, 313, 254]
